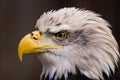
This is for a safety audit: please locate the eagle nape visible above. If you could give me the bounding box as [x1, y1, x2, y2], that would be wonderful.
[18, 7, 119, 80]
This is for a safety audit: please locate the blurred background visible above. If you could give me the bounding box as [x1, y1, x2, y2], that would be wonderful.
[0, 0, 120, 80]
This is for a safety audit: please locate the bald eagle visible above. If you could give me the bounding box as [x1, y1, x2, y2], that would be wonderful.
[18, 7, 119, 80]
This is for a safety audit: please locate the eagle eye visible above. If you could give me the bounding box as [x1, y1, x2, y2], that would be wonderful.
[53, 31, 67, 40]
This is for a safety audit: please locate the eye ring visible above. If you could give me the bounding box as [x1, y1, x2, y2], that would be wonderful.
[53, 31, 67, 40]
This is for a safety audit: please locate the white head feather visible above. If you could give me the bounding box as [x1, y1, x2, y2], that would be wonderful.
[35, 7, 119, 80]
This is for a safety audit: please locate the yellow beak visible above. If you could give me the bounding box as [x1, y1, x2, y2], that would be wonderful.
[18, 30, 63, 61]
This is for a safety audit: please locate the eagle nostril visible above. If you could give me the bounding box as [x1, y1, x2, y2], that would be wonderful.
[33, 37, 38, 40]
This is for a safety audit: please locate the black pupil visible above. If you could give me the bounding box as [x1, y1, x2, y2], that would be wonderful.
[56, 32, 64, 37]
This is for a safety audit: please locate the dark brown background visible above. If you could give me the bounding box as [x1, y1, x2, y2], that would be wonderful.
[0, 0, 120, 80]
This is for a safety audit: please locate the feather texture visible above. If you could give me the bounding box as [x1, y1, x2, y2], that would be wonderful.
[35, 7, 119, 80]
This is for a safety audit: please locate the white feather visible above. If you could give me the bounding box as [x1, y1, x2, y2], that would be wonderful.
[35, 7, 119, 80]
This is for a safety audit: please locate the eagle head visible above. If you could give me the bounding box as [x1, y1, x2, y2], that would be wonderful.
[18, 7, 119, 80]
